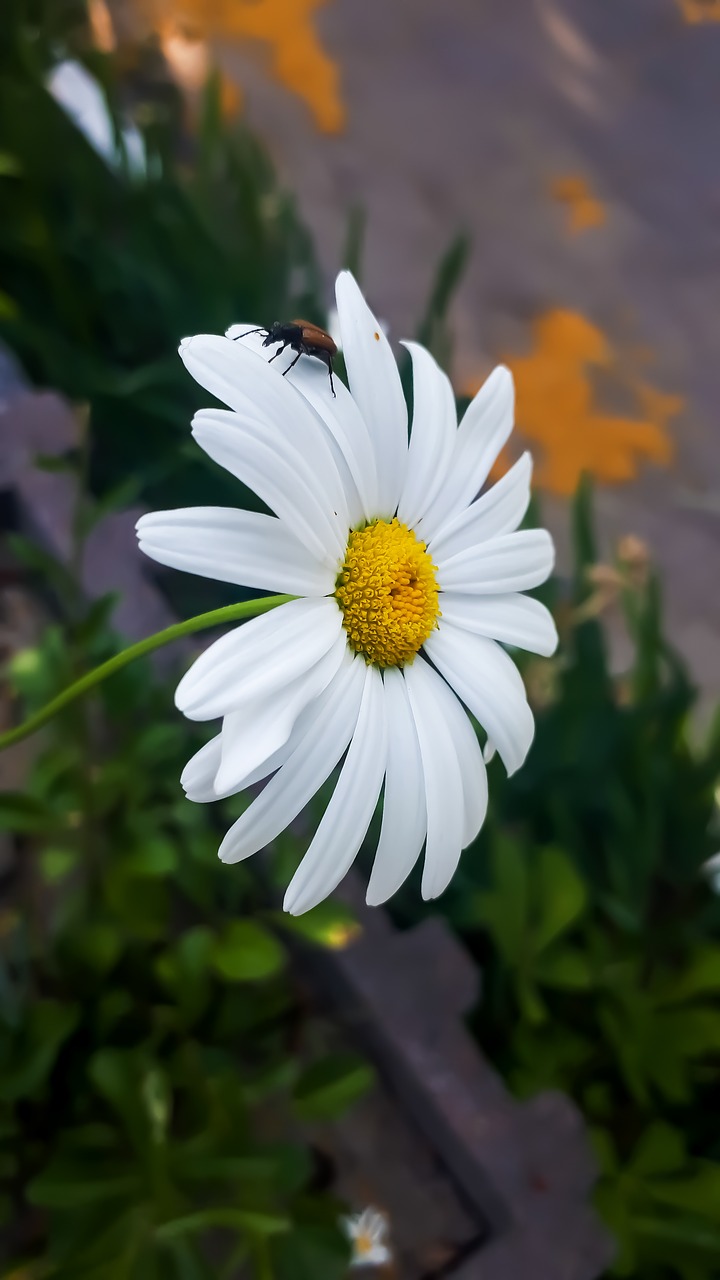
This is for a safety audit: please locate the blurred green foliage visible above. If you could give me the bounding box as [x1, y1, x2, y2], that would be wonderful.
[399, 480, 720, 1280]
[0, 13, 377, 1271]
[0, 550, 370, 1279]
[0, 0, 323, 520]
[3, 4, 720, 1279]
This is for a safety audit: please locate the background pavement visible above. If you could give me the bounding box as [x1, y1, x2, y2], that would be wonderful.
[216, 0, 720, 709]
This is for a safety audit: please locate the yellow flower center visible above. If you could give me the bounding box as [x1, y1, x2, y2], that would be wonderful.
[355, 1231, 374, 1257]
[335, 518, 440, 667]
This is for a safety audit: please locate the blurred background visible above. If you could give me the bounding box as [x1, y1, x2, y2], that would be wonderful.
[1, 1, 719, 1278]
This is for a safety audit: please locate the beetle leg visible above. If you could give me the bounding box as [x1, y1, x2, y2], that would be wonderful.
[268, 342, 291, 364]
[317, 349, 337, 398]
[281, 350, 303, 377]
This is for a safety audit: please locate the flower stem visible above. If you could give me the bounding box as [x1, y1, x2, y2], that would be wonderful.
[0, 594, 295, 752]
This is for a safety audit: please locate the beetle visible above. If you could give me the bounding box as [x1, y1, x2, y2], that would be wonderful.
[238, 320, 337, 396]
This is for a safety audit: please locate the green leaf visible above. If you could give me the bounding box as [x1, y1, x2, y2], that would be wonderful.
[474, 835, 528, 964]
[66, 922, 122, 975]
[122, 837, 178, 878]
[156, 1208, 290, 1241]
[211, 921, 286, 982]
[657, 1008, 720, 1059]
[88, 1049, 150, 1153]
[536, 945, 593, 989]
[272, 1223, 349, 1280]
[0, 792, 52, 833]
[0, 1000, 79, 1101]
[630, 1123, 686, 1177]
[342, 204, 366, 279]
[633, 1212, 720, 1254]
[646, 1164, 720, 1222]
[40, 847, 79, 883]
[658, 947, 720, 1004]
[177, 925, 216, 976]
[28, 1163, 139, 1208]
[180, 1154, 276, 1183]
[534, 846, 587, 952]
[293, 1053, 374, 1121]
[0, 152, 21, 176]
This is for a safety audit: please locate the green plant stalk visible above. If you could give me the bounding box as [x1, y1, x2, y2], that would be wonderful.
[0, 594, 296, 752]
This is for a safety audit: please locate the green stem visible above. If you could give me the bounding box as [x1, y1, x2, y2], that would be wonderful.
[0, 594, 295, 752]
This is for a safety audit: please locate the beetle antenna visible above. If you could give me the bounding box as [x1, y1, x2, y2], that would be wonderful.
[232, 327, 267, 340]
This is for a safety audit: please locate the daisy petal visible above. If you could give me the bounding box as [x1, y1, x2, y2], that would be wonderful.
[335, 271, 408, 517]
[175, 597, 342, 721]
[273, 353, 381, 523]
[428, 452, 532, 559]
[397, 342, 457, 527]
[180, 333, 347, 523]
[283, 664, 388, 915]
[185, 654, 350, 808]
[415, 662, 488, 848]
[436, 529, 555, 595]
[136, 506, 334, 597]
[226, 325, 380, 525]
[418, 366, 514, 543]
[439, 592, 559, 656]
[424, 622, 535, 775]
[365, 666, 426, 906]
[192, 409, 344, 565]
[403, 657, 464, 901]
[181, 736, 222, 803]
[182, 730, 299, 803]
[214, 635, 346, 794]
[218, 651, 365, 864]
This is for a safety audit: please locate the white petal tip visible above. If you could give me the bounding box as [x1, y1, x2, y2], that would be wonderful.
[420, 882, 441, 903]
[225, 323, 262, 342]
[283, 884, 314, 916]
[364, 886, 385, 908]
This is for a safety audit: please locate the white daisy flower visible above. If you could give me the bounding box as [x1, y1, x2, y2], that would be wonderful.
[342, 1207, 392, 1268]
[136, 272, 557, 914]
[47, 59, 146, 177]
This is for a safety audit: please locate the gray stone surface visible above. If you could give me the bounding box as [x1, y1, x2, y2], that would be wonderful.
[222, 0, 720, 707]
[0, 385, 181, 658]
[311, 870, 615, 1278]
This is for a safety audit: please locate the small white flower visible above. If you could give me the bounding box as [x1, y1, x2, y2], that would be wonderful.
[46, 59, 146, 176]
[342, 1207, 392, 1268]
[136, 271, 557, 914]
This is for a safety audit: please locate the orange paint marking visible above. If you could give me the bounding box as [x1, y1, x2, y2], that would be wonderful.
[550, 175, 606, 235]
[137, 0, 345, 131]
[470, 310, 682, 495]
[675, 0, 720, 22]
